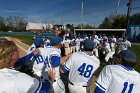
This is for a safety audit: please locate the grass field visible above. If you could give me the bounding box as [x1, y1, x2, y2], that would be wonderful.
[1, 34, 140, 72]
[0, 34, 33, 45]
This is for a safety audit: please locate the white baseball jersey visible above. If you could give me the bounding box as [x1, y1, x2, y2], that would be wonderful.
[94, 35, 99, 40]
[96, 65, 140, 93]
[118, 40, 131, 51]
[112, 37, 117, 43]
[62, 52, 100, 86]
[43, 46, 61, 78]
[75, 38, 82, 46]
[105, 42, 111, 52]
[32, 47, 46, 77]
[32, 46, 61, 78]
[93, 38, 100, 46]
[63, 39, 71, 48]
[0, 68, 40, 93]
[33, 46, 65, 93]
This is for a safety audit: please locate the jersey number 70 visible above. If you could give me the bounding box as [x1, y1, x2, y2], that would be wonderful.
[77, 63, 93, 78]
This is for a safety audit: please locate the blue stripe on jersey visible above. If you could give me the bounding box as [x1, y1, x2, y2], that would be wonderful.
[118, 64, 134, 71]
[94, 86, 105, 93]
[64, 65, 70, 71]
[95, 81, 106, 91]
[50, 55, 60, 67]
[34, 79, 42, 93]
[62, 65, 69, 73]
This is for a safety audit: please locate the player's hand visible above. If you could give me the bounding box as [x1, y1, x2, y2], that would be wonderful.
[32, 49, 40, 55]
[48, 69, 55, 83]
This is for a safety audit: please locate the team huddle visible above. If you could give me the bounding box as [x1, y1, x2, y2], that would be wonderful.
[0, 27, 140, 93]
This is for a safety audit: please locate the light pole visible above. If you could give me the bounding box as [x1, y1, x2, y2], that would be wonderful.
[81, 2, 83, 29]
[126, 0, 132, 36]
[115, 0, 121, 17]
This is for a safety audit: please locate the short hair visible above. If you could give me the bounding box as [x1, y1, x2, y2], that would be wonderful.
[0, 40, 18, 69]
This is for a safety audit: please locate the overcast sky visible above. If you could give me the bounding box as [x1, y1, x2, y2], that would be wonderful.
[0, 0, 139, 26]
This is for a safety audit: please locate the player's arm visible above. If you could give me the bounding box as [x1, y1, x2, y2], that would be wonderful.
[60, 54, 73, 73]
[14, 49, 39, 67]
[60, 54, 71, 65]
[49, 50, 61, 67]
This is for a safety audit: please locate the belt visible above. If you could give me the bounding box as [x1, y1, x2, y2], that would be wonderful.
[69, 81, 87, 87]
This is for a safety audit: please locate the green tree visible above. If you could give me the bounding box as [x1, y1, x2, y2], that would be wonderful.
[130, 13, 140, 25]
[98, 17, 112, 28]
[0, 16, 7, 31]
[112, 15, 127, 29]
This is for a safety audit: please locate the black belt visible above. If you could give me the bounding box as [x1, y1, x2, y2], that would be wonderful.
[69, 81, 87, 87]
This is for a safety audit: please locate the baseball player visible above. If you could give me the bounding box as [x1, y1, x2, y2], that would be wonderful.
[27, 38, 45, 54]
[111, 34, 117, 43]
[0, 40, 55, 93]
[69, 38, 76, 53]
[63, 38, 71, 55]
[60, 39, 100, 93]
[75, 36, 83, 52]
[104, 38, 116, 64]
[117, 36, 131, 53]
[94, 50, 140, 93]
[92, 35, 100, 58]
[33, 36, 65, 93]
[26, 38, 45, 76]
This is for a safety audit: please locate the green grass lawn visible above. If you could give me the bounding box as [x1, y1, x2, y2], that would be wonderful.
[0, 34, 33, 45]
[131, 44, 140, 72]
[1, 34, 140, 72]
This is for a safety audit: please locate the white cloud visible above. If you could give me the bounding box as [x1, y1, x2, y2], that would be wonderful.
[4, 10, 21, 13]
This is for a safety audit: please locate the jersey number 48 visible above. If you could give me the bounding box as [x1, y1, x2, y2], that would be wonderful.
[77, 63, 93, 78]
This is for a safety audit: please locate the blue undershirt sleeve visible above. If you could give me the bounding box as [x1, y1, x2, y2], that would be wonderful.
[15, 53, 34, 67]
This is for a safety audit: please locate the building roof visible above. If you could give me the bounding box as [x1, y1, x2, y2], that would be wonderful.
[74, 29, 126, 32]
[26, 22, 53, 30]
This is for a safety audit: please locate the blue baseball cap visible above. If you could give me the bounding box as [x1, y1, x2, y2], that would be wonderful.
[84, 39, 95, 50]
[34, 38, 44, 47]
[50, 36, 62, 45]
[117, 50, 136, 63]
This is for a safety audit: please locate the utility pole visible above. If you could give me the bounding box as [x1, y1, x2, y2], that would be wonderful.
[115, 0, 121, 17]
[52, 16, 55, 26]
[81, 2, 83, 29]
[126, 0, 132, 36]
[61, 11, 64, 25]
[126, 0, 132, 25]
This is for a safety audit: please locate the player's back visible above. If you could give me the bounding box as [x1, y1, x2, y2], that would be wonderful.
[32, 47, 47, 76]
[68, 52, 100, 86]
[0, 68, 39, 93]
[105, 65, 140, 93]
